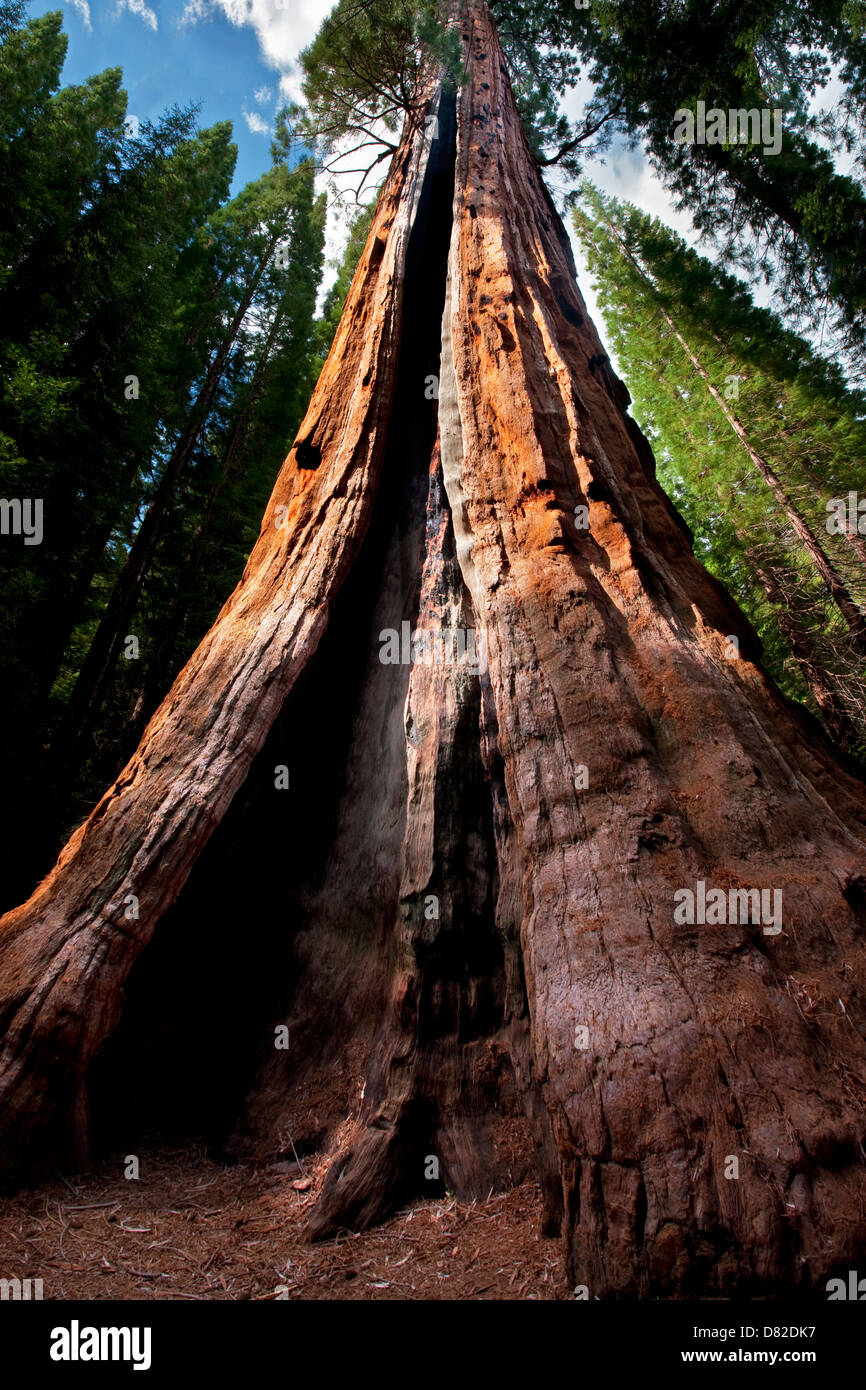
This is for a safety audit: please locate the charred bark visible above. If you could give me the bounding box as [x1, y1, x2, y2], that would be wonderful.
[1, 0, 866, 1301]
[0, 91, 438, 1180]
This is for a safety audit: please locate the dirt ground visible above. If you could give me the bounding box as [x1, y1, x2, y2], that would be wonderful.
[0, 1143, 569, 1300]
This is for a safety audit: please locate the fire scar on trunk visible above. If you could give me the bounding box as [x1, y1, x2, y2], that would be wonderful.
[1, 0, 865, 1300]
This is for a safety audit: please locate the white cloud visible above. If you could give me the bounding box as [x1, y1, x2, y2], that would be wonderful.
[119, 0, 159, 31]
[181, 0, 332, 99]
[243, 109, 273, 136]
[278, 72, 299, 106]
[67, 0, 93, 30]
[180, 0, 209, 24]
[254, 85, 274, 106]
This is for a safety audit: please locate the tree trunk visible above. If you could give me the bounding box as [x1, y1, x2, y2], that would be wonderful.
[56, 240, 280, 764]
[751, 553, 861, 747]
[2, 1, 866, 1300]
[843, 520, 866, 573]
[114, 317, 292, 757]
[601, 213, 866, 649]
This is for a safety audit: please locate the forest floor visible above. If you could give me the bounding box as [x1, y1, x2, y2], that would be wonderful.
[0, 1142, 568, 1300]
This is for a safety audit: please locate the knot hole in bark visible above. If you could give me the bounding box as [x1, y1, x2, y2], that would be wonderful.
[294, 435, 322, 470]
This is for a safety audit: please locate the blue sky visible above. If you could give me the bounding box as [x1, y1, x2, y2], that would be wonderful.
[31, 0, 331, 193]
[29, 0, 686, 216]
[27, 0, 796, 341]
[28, 0, 687, 330]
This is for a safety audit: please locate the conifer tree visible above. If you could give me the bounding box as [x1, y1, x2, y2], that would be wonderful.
[552, 0, 866, 359]
[0, 10, 238, 899]
[573, 185, 866, 747]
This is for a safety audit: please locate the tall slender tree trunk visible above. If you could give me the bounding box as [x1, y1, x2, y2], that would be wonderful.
[751, 552, 860, 745]
[709, 465, 863, 746]
[844, 521, 866, 571]
[797, 454, 866, 577]
[121, 321, 290, 750]
[1, 1, 866, 1299]
[56, 241, 279, 763]
[601, 214, 866, 648]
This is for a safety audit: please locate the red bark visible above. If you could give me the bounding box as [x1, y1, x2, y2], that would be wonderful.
[0, 102, 432, 1177]
[1, 1, 866, 1299]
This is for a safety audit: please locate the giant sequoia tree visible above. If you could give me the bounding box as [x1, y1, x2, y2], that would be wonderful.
[1, 0, 866, 1299]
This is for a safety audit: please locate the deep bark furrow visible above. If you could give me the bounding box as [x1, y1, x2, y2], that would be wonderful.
[434, 1, 866, 1296]
[0, 0, 865, 1305]
[0, 110, 444, 1181]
